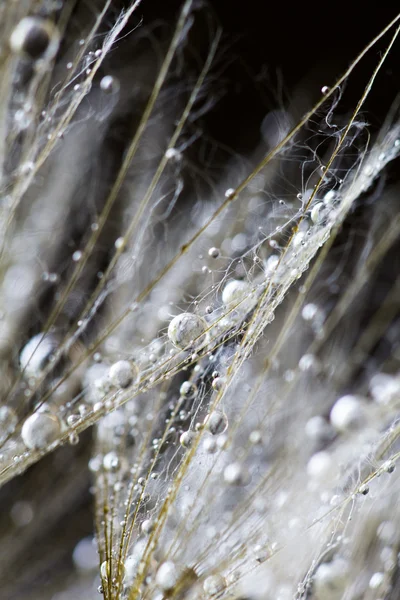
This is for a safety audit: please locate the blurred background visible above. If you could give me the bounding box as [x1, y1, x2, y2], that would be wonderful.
[1, 2, 400, 599]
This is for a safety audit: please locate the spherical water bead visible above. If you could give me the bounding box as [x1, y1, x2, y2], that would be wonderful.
[261, 109, 291, 147]
[313, 558, 350, 600]
[301, 303, 319, 321]
[168, 313, 207, 350]
[73, 537, 98, 571]
[217, 434, 228, 450]
[203, 437, 217, 454]
[124, 539, 147, 584]
[156, 561, 179, 591]
[369, 373, 400, 405]
[307, 451, 333, 484]
[208, 247, 220, 259]
[103, 451, 120, 471]
[72, 250, 82, 262]
[221, 279, 249, 306]
[100, 560, 110, 581]
[100, 75, 119, 93]
[21, 412, 61, 450]
[203, 574, 226, 596]
[19, 333, 58, 379]
[292, 231, 305, 249]
[180, 430, 195, 448]
[179, 381, 198, 399]
[369, 572, 385, 590]
[84, 363, 110, 404]
[141, 519, 153, 535]
[0, 406, 17, 436]
[204, 411, 228, 435]
[358, 483, 369, 495]
[68, 431, 79, 446]
[224, 462, 249, 486]
[253, 544, 270, 563]
[10, 500, 34, 528]
[225, 188, 235, 199]
[377, 520, 396, 544]
[329, 395, 364, 432]
[382, 459, 396, 474]
[310, 202, 325, 224]
[108, 360, 137, 389]
[211, 377, 224, 391]
[305, 416, 334, 443]
[165, 147, 182, 160]
[299, 354, 319, 372]
[249, 430, 262, 444]
[264, 254, 279, 276]
[10, 17, 58, 60]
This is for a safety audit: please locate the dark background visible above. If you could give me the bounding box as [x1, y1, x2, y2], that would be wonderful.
[137, 1, 400, 151]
